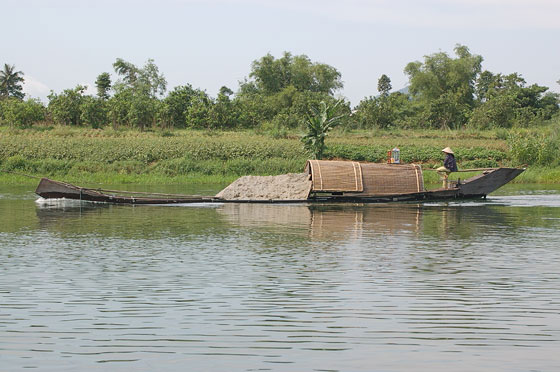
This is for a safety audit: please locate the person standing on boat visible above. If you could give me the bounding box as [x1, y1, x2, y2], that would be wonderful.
[437, 147, 457, 188]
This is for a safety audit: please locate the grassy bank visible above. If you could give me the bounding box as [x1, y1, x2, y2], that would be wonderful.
[0, 125, 557, 185]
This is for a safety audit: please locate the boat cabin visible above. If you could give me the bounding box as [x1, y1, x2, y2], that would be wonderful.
[305, 160, 424, 196]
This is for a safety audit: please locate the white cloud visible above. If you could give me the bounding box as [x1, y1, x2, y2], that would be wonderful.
[22, 75, 50, 100]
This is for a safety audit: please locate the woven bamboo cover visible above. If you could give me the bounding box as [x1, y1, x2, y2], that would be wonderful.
[360, 163, 424, 195]
[306, 160, 424, 195]
[306, 160, 364, 192]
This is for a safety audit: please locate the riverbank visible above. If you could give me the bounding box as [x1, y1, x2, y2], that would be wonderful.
[0, 126, 557, 185]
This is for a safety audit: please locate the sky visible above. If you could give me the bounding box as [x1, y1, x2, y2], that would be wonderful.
[4, 0, 560, 105]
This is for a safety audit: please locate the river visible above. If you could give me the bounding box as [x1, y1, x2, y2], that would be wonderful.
[1, 184, 559, 371]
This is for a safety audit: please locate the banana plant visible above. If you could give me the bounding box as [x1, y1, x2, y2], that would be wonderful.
[301, 100, 344, 159]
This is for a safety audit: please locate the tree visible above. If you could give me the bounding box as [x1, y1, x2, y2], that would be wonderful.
[219, 86, 233, 97]
[353, 92, 411, 129]
[112, 58, 167, 98]
[113, 59, 138, 85]
[109, 58, 166, 130]
[404, 44, 483, 128]
[106, 87, 160, 130]
[469, 72, 559, 128]
[80, 96, 108, 128]
[0, 64, 25, 100]
[245, 52, 343, 95]
[352, 74, 402, 129]
[108, 88, 133, 128]
[163, 84, 199, 128]
[425, 91, 469, 129]
[95, 72, 112, 99]
[235, 52, 344, 131]
[249, 53, 285, 94]
[1, 98, 45, 128]
[301, 100, 345, 159]
[209, 86, 237, 128]
[185, 90, 213, 129]
[234, 93, 267, 128]
[47, 85, 87, 126]
[475, 70, 495, 103]
[127, 92, 158, 130]
[377, 74, 392, 96]
[468, 93, 517, 129]
[139, 59, 167, 97]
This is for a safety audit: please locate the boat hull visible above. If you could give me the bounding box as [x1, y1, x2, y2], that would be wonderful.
[34, 178, 217, 204]
[34, 168, 524, 205]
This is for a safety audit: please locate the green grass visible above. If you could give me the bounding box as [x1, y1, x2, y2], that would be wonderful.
[508, 167, 560, 184]
[1, 125, 558, 185]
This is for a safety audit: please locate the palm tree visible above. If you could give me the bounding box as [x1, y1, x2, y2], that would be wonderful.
[301, 100, 345, 160]
[113, 58, 138, 85]
[0, 63, 25, 100]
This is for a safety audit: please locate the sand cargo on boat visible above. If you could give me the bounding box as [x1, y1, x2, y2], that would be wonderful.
[35, 160, 524, 204]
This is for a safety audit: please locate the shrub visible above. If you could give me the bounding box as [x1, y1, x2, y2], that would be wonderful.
[508, 129, 559, 166]
[80, 96, 108, 129]
[1, 98, 46, 128]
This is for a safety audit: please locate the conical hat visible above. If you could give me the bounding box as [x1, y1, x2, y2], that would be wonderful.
[442, 147, 454, 154]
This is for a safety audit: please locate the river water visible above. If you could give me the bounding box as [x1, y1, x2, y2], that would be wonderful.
[1, 184, 560, 371]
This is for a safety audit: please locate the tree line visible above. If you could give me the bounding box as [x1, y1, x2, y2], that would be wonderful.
[1, 45, 559, 130]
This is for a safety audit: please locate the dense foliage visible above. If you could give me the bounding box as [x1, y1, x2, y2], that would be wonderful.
[1, 46, 558, 136]
[0, 98, 45, 128]
[507, 128, 560, 166]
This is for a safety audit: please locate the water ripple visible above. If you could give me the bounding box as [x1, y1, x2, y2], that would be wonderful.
[1, 192, 560, 371]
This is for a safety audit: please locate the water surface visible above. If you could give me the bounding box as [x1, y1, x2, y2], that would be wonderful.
[1, 184, 560, 371]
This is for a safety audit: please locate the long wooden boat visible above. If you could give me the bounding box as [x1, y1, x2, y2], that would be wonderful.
[34, 178, 219, 204]
[35, 166, 524, 205]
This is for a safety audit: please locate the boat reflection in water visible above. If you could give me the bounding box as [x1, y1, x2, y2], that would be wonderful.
[215, 201, 522, 241]
[32, 197, 546, 242]
[216, 203, 424, 240]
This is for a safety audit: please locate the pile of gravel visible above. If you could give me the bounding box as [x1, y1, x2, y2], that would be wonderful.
[215, 173, 312, 201]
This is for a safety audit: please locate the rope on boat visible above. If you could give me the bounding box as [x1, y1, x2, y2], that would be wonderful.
[83, 187, 205, 199]
[423, 167, 497, 172]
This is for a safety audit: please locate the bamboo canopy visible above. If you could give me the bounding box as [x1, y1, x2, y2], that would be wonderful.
[306, 160, 424, 196]
[305, 160, 363, 192]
